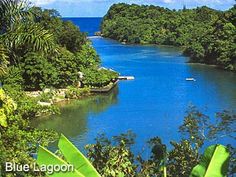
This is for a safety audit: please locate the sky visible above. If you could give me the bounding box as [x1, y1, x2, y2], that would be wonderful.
[30, 0, 235, 17]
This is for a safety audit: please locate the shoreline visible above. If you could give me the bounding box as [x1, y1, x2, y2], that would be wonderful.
[26, 80, 119, 109]
[186, 62, 218, 68]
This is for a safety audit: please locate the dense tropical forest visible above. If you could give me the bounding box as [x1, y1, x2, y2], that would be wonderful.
[0, 0, 235, 177]
[101, 3, 236, 71]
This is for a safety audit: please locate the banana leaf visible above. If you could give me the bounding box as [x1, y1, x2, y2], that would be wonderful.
[37, 146, 84, 177]
[190, 144, 230, 177]
[58, 134, 101, 177]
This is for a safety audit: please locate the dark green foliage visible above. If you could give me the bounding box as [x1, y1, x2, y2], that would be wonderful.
[30, 6, 86, 53]
[58, 21, 86, 52]
[137, 137, 167, 176]
[0, 43, 9, 77]
[75, 43, 100, 68]
[0, 1, 118, 175]
[21, 52, 58, 91]
[167, 140, 199, 177]
[51, 47, 78, 88]
[82, 68, 118, 88]
[86, 132, 137, 177]
[208, 111, 236, 141]
[102, 3, 236, 71]
[65, 86, 90, 99]
[227, 144, 236, 177]
[2, 66, 24, 86]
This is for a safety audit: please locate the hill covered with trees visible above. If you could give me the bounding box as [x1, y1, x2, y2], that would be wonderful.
[101, 3, 236, 71]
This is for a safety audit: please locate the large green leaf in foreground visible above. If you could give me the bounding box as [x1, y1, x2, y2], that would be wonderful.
[190, 144, 230, 177]
[58, 134, 101, 177]
[37, 146, 84, 177]
[37, 134, 101, 177]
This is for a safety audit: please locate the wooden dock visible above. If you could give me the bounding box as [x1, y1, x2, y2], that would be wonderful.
[91, 76, 134, 93]
[118, 76, 135, 80]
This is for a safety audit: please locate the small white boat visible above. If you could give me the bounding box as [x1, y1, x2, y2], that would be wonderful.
[186, 78, 196, 81]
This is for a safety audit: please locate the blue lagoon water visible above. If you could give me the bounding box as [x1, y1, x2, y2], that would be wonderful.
[62, 17, 102, 36]
[34, 18, 236, 153]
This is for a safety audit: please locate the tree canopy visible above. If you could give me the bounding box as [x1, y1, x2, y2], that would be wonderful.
[101, 3, 236, 71]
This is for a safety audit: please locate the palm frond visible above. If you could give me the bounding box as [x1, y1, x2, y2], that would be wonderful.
[0, 0, 31, 33]
[0, 43, 9, 77]
[3, 23, 57, 55]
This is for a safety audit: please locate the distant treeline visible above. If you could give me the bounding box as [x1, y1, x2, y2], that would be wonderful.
[101, 3, 236, 71]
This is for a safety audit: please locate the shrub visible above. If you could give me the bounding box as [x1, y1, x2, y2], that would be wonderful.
[2, 66, 24, 87]
[65, 86, 90, 99]
[3, 85, 59, 119]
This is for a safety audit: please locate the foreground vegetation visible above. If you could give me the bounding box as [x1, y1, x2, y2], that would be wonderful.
[37, 134, 231, 177]
[101, 3, 236, 71]
[85, 107, 235, 177]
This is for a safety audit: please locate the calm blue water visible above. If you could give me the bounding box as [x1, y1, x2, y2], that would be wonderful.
[34, 18, 236, 154]
[62, 17, 102, 36]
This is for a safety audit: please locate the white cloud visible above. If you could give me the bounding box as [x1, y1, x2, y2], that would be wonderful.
[30, 0, 56, 6]
[29, 0, 235, 17]
[163, 0, 174, 3]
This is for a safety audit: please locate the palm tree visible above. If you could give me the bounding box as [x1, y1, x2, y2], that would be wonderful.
[0, 0, 29, 33]
[3, 23, 57, 63]
[0, 0, 57, 66]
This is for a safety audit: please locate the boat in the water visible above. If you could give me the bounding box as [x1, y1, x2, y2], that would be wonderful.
[186, 78, 196, 81]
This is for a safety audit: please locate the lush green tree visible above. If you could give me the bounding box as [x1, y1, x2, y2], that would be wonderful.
[51, 47, 78, 88]
[29, 6, 87, 53]
[21, 52, 58, 90]
[58, 21, 86, 52]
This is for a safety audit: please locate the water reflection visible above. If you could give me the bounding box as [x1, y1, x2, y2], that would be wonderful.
[32, 86, 119, 138]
